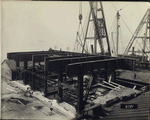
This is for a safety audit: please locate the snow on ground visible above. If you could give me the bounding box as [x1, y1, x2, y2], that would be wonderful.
[1, 76, 75, 119]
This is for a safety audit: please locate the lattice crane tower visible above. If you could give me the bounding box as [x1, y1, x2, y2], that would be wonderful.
[124, 9, 150, 62]
[74, 1, 111, 56]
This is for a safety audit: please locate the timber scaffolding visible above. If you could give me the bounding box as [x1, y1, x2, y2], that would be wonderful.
[7, 49, 149, 117]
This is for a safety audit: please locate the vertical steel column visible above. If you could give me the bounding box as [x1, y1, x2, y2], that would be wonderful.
[24, 61, 27, 69]
[142, 15, 149, 62]
[149, 9, 150, 53]
[112, 61, 116, 82]
[104, 62, 108, 82]
[77, 65, 84, 115]
[94, 2, 98, 54]
[16, 61, 19, 80]
[116, 11, 120, 56]
[82, 11, 92, 54]
[92, 70, 97, 85]
[32, 56, 35, 90]
[44, 58, 47, 97]
[100, 1, 111, 56]
[112, 71, 116, 82]
[24, 61, 28, 85]
[91, 45, 94, 54]
[58, 66, 63, 103]
[16, 61, 19, 68]
[132, 60, 136, 71]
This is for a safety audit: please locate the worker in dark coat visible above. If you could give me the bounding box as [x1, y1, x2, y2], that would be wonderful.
[134, 73, 136, 79]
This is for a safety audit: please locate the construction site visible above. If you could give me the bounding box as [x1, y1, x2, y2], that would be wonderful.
[1, 1, 150, 120]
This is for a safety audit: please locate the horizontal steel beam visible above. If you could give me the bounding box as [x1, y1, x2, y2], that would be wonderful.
[8, 50, 55, 59]
[47, 55, 112, 73]
[116, 77, 149, 86]
[44, 55, 88, 63]
[33, 54, 84, 63]
[33, 54, 52, 62]
[7, 50, 93, 59]
[67, 58, 116, 77]
[128, 51, 150, 53]
[14, 52, 68, 61]
[118, 54, 143, 59]
[24, 69, 56, 83]
[44, 55, 92, 71]
[66, 58, 135, 77]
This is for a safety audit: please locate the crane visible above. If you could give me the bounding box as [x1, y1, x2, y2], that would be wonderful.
[124, 9, 150, 62]
[74, 1, 111, 56]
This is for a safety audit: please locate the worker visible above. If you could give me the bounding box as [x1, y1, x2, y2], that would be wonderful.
[24, 87, 33, 97]
[49, 102, 53, 115]
[134, 73, 136, 79]
[24, 87, 30, 97]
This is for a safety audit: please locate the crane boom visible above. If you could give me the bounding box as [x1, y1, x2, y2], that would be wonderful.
[124, 9, 150, 55]
[76, 1, 111, 56]
[89, 1, 104, 54]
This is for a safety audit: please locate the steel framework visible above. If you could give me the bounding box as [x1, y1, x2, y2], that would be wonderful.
[7, 49, 138, 116]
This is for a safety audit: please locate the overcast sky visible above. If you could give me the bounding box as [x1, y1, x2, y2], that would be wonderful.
[1, 1, 150, 61]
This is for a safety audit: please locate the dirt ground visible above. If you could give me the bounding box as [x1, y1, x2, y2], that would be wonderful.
[1, 76, 75, 119]
[119, 70, 150, 83]
[1, 69, 149, 119]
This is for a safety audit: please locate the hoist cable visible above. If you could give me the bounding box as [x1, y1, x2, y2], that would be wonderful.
[111, 2, 117, 11]
[120, 24, 125, 54]
[108, 15, 117, 55]
[120, 3, 131, 11]
[73, 23, 82, 51]
[90, 23, 94, 53]
[120, 16, 133, 35]
[121, 16, 149, 54]
[73, 2, 83, 51]
[120, 16, 144, 52]
[79, 2, 83, 24]
[77, 32, 89, 53]
[79, 2, 82, 15]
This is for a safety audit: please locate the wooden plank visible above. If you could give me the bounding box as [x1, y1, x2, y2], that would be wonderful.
[97, 83, 120, 91]
[103, 80, 118, 88]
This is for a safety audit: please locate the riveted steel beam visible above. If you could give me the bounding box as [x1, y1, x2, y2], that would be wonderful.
[7, 50, 93, 60]
[47, 56, 111, 74]
[66, 58, 135, 77]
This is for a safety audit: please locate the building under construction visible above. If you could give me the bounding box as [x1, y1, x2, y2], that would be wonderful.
[1, 1, 150, 120]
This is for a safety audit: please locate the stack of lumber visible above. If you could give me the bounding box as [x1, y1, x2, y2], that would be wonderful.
[92, 87, 142, 106]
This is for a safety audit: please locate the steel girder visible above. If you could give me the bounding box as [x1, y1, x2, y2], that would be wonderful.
[66, 58, 135, 77]
[47, 56, 112, 74]
[7, 50, 93, 60]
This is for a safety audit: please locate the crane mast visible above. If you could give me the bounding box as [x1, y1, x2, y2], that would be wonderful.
[89, 2, 104, 54]
[81, 1, 111, 56]
[124, 8, 150, 62]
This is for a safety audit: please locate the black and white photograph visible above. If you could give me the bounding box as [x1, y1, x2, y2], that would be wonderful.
[1, 1, 150, 119]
